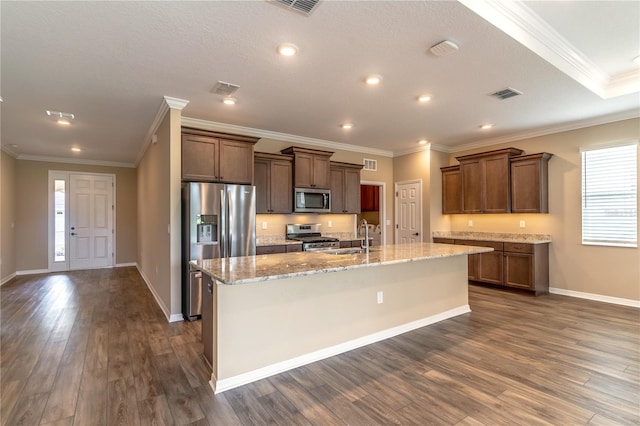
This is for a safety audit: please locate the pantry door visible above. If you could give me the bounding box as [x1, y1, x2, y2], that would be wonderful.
[69, 173, 114, 270]
[395, 180, 422, 244]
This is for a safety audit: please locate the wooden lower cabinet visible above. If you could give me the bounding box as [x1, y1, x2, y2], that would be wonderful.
[434, 237, 549, 294]
[256, 244, 302, 255]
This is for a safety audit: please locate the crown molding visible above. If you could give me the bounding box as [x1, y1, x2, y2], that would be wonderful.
[181, 117, 395, 158]
[459, 0, 637, 99]
[1, 145, 19, 158]
[135, 96, 190, 166]
[14, 154, 135, 168]
[393, 144, 431, 158]
[446, 109, 640, 154]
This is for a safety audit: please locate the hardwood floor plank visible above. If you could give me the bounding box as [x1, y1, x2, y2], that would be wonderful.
[73, 367, 108, 426]
[39, 348, 85, 424]
[3, 391, 48, 426]
[193, 383, 243, 426]
[107, 375, 141, 426]
[138, 395, 175, 426]
[224, 384, 277, 425]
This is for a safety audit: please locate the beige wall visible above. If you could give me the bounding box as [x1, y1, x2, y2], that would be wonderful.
[433, 118, 640, 301]
[12, 159, 137, 271]
[1, 151, 17, 283]
[137, 107, 183, 320]
[393, 148, 431, 243]
[255, 138, 395, 241]
[256, 213, 355, 237]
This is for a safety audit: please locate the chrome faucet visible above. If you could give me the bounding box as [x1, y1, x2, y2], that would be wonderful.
[360, 219, 369, 254]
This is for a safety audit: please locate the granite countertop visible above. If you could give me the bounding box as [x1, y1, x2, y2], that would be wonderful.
[192, 242, 492, 285]
[432, 231, 551, 244]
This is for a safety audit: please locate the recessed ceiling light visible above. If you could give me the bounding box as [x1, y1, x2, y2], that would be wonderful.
[277, 43, 298, 56]
[223, 97, 237, 105]
[341, 123, 353, 129]
[418, 139, 428, 145]
[480, 123, 493, 129]
[71, 147, 81, 152]
[365, 75, 382, 85]
[417, 94, 432, 102]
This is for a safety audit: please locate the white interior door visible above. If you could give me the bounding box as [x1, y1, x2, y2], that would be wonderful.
[69, 174, 114, 270]
[395, 180, 422, 244]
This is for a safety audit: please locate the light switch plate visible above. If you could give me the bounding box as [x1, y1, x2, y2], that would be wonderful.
[328, 220, 333, 228]
[519, 220, 526, 228]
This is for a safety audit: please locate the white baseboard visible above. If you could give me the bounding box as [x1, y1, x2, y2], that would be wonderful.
[0, 273, 17, 287]
[16, 269, 50, 276]
[135, 264, 183, 322]
[213, 304, 471, 394]
[115, 262, 137, 267]
[549, 287, 640, 308]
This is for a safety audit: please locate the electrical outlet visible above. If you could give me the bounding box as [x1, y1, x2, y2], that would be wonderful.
[377, 291, 383, 304]
[468, 220, 473, 227]
[328, 220, 333, 228]
[262, 221, 268, 230]
[519, 220, 526, 228]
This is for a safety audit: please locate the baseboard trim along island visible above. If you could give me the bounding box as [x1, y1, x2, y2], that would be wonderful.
[192, 242, 493, 393]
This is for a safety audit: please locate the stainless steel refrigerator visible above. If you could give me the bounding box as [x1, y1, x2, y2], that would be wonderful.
[182, 182, 256, 321]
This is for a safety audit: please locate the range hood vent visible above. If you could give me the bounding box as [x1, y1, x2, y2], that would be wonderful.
[212, 81, 240, 96]
[271, 0, 321, 16]
[491, 87, 522, 100]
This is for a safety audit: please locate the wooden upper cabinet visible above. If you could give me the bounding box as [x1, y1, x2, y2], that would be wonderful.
[440, 165, 461, 214]
[457, 148, 524, 213]
[181, 128, 258, 184]
[280, 146, 333, 189]
[511, 153, 553, 213]
[330, 162, 363, 214]
[254, 153, 293, 214]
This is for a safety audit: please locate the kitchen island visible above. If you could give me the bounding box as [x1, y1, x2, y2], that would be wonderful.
[193, 242, 492, 393]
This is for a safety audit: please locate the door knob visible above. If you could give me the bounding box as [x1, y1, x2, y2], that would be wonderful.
[413, 233, 419, 236]
[71, 226, 75, 230]
[71, 232, 77, 236]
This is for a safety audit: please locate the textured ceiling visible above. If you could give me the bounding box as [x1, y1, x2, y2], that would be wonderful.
[1, 1, 638, 166]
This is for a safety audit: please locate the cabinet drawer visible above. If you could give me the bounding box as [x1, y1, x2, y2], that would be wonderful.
[286, 244, 302, 253]
[433, 238, 455, 244]
[504, 242, 534, 253]
[455, 240, 503, 252]
[340, 241, 352, 248]
[256, 245, 286, 255]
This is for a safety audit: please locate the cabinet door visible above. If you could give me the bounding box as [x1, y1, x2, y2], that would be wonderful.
[460, 160, 483, 213]
[484, 155, 511, 213]
[344, 168, 361, 213]
[182, 135, 219, 181]
[270, 159, 293, 213]
[254, 159, 270, 214]
[511, 157, 548, 213]
[442, 168, 461, 214]
[477, 252, 503, 285]
[504, 252, 534, 289]
[467, 253, 479, 281]
[294, 153, 314, 188]
[330, 168, 345, 213]
[219, 140, 253, 184]
[313, 155, 331, 188]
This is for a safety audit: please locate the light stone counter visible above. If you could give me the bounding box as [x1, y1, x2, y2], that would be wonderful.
[192, 242, 492, 285]
[433, 231, 551, 244]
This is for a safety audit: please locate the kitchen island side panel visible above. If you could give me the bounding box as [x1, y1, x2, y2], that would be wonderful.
[214, 254, 468, 384]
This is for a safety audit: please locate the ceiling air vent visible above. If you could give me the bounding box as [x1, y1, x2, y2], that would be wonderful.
[211, 81, 240, 96]
[491, 87, 522, 100]
[271, 0, 321, 16]
[363, 158, 377, 172]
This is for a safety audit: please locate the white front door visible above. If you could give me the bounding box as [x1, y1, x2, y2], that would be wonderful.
[395, 180, 422, 244]
[69, 174, 114, 270]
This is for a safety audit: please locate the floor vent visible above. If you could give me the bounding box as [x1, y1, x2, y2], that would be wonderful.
[211, 81, 240, 96]
[491, 87, 522, 100]
[363, 158, 377, 171]
[271, 0, 321, 16]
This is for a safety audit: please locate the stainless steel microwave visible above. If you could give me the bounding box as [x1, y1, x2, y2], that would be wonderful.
[294, 188, 331, 213]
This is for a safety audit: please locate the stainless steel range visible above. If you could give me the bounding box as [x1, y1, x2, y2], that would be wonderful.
[286, 223, 340, 251]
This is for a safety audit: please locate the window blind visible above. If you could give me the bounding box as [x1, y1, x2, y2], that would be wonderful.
[581, 143, 637, 247]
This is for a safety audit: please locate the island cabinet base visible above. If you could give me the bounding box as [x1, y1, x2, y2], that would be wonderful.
[208, 255, 470, 393]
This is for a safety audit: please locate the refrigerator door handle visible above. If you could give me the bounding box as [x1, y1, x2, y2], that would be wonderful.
[219, 189, 227, 258]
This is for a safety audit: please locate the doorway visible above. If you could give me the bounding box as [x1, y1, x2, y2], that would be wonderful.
[359, 181, 386, 246]
[49, 171, 115, 271]
[395, 179, 422, 244]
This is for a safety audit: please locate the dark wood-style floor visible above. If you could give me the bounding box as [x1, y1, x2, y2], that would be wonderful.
[1, 267, 638, 425]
